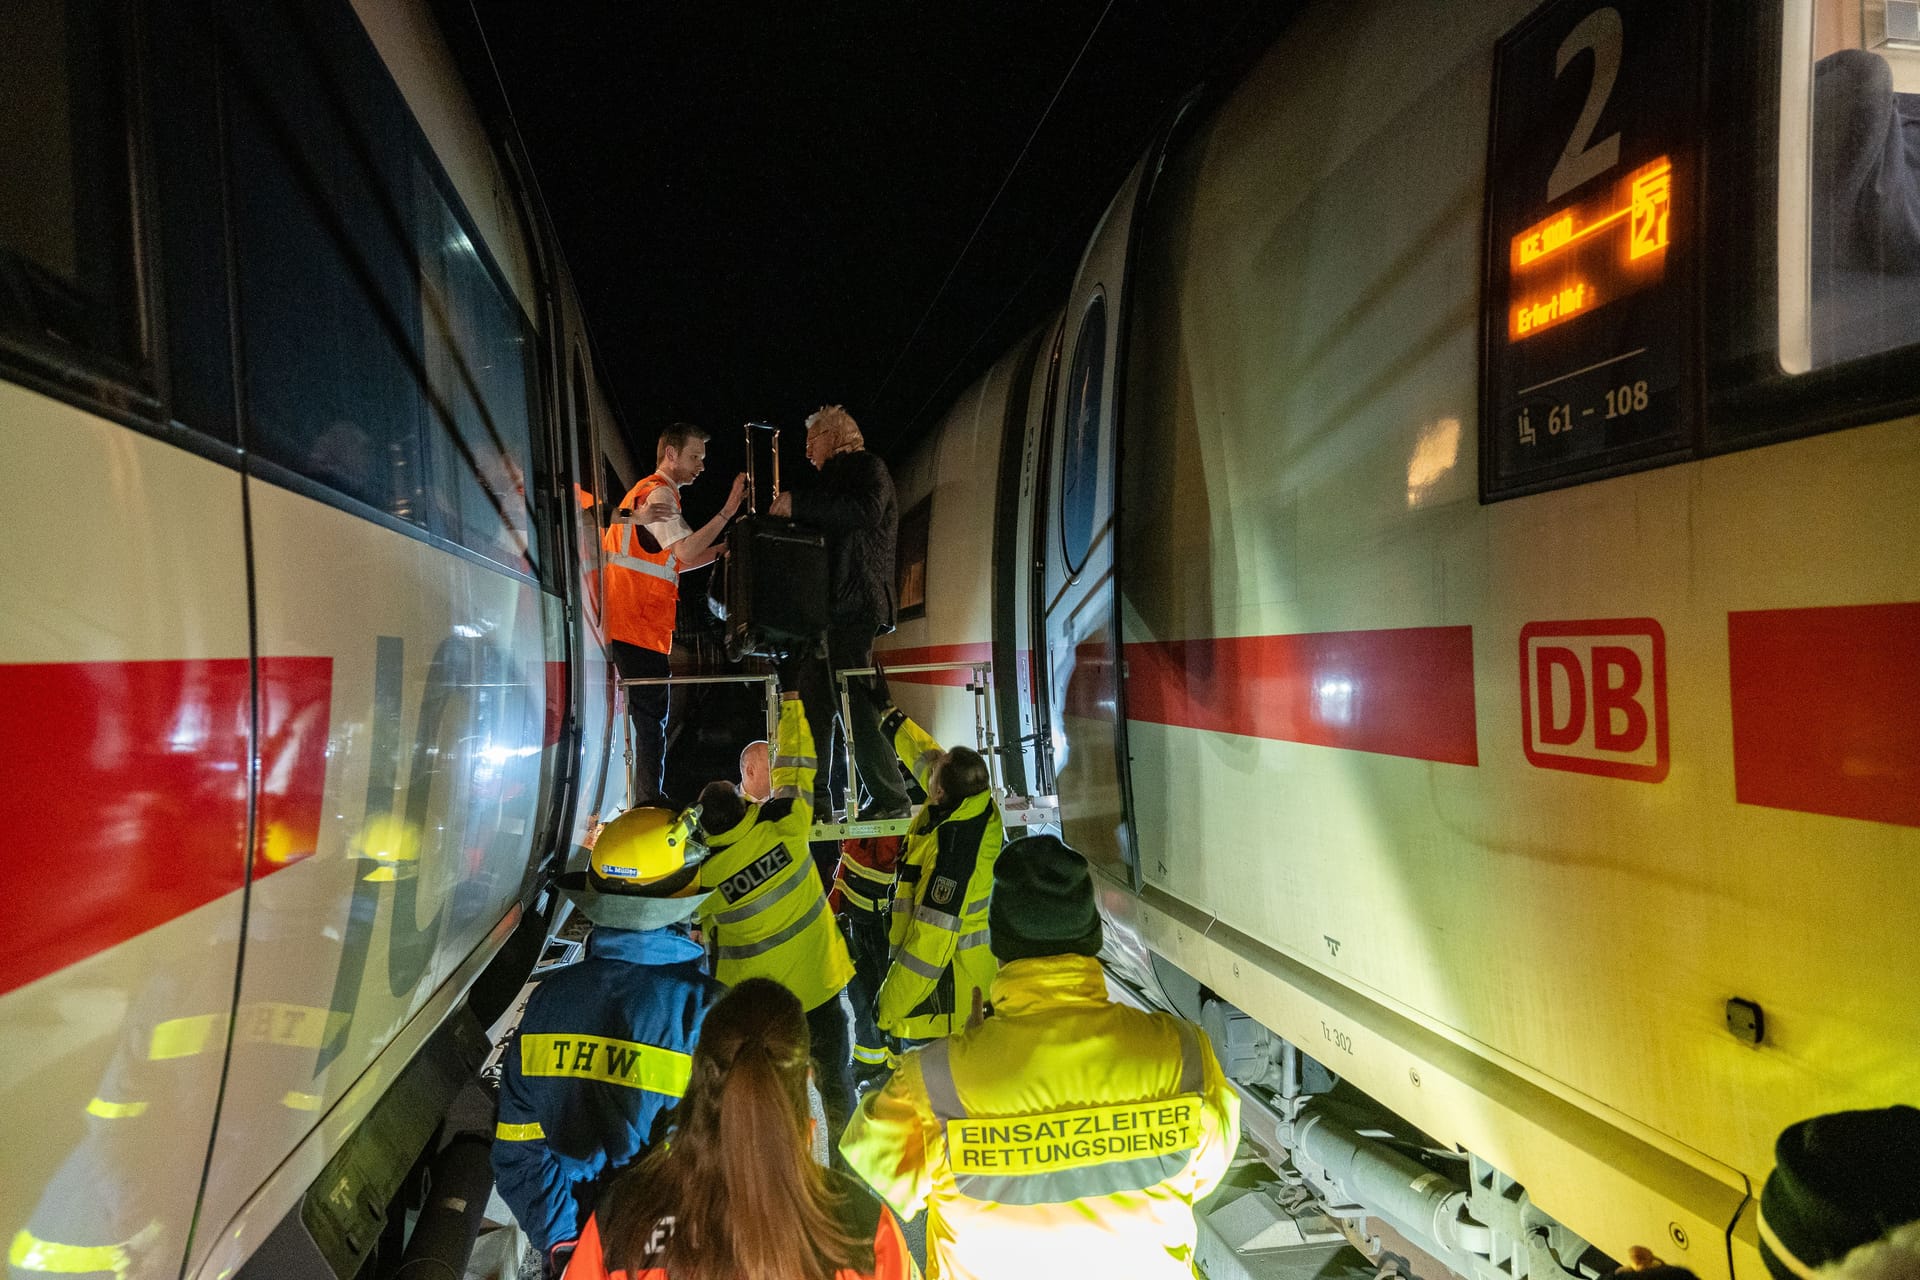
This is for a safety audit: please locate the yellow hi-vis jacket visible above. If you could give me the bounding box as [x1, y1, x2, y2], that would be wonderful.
[696, 698, 854, 1010]
[875, 709, 1002, 1040]
[840, 954, 1241, 1280]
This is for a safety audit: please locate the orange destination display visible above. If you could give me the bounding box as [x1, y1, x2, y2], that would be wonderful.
[1509, 155, 1672, 340]
[1481, 0, 1702, 499]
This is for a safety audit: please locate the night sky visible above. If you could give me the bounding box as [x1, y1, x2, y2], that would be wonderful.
[438, 2, 1291, 508]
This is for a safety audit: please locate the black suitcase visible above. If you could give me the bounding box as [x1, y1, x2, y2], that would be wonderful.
[720, 514, 828, 660]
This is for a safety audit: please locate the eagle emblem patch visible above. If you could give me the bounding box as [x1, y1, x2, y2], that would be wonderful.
[930, 875, 957, 906]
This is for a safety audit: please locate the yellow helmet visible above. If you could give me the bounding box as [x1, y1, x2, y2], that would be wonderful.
[562, 806, 708, 931]
[350, 814, 421, 882]
[588, 805, 707, 889]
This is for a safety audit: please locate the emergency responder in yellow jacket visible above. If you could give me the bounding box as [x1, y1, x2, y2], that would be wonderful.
[693, 692, 858, 1135]
[841, 834, 1240, 1280]
[872, 702, 1002, 1043]
[833, 832, 905, 1077]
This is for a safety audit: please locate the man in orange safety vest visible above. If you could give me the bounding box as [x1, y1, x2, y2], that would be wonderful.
[604, 423, 744, 804]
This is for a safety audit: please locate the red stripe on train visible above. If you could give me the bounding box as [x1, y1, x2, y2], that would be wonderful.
[876, 642, 995, 687]
[254, 657, 335, 877]
[1124, 627, 1480, 765]
[1729, 603, 1920, 828]
[0, 657, 332, 997]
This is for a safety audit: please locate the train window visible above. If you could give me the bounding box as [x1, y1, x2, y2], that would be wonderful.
[1781, 1, 1920, 371]
[416, 163, 541, 577]
[226, 2, 547, 580]
[571, 353, 598, 513]
[227, 33, 427, 526]
[1703, 0, 1920, 448]
[0, 0, 141, 371]
[1059, 292, 1107, 577]
[897, 497, 930, 622]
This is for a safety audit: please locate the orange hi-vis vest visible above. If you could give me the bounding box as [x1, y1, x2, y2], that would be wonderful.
[603, 474, 679, 654]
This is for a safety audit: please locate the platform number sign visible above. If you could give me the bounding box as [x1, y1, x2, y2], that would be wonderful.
[1481, 0, 1703, 500]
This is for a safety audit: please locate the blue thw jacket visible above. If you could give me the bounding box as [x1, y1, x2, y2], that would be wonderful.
[492, 926, 721, 1258]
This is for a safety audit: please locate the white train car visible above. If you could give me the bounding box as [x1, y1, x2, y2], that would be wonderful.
[0, 1, 637, 1276]
[883, 1, 1920, 1276]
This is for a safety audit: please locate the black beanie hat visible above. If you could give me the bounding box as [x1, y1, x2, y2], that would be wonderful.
[988, 834, 1103, 963]
[1757, 1105, 1920, 1280]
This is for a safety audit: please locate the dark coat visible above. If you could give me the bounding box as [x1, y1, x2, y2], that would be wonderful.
[790, 449, 898, 632]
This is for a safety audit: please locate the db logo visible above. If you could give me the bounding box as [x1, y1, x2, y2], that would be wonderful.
[1519, 618, 1668, 782]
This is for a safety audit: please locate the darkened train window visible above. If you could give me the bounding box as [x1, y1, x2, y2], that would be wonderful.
[897, 497, 930, 622]
[416, 162, 540, 577]
[227, 16, 426, 525]
[1782, 4, 1920, 371]
[1059, 292, 1107, 578]
[1704, 0, 1920, 449]
[0, 0, 140, 369]
[225, 4, 546, 579]
[571, 353, 598, 512]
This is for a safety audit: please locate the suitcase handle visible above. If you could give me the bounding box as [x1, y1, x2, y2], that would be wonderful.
[743, 420, 781, 514]
[754, 525, 823, 546]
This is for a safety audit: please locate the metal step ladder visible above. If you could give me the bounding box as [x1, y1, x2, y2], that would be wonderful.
[617, 658, 1058, 840]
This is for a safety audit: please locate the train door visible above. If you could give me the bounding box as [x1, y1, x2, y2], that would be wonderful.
[1028, 167, 1153, 884]
[1027, 108, 1197, 884]
[990, 330, 1054, 801]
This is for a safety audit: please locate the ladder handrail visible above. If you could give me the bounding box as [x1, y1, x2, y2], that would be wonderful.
[612, 664, 1058, 837]
[834, 659, 1000, 820]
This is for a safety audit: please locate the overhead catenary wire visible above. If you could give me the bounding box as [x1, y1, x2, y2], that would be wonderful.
[887, 0, 1283, 443]
[862, 0, 1118, 420]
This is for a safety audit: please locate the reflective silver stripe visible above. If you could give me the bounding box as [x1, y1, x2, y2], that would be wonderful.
[919, 1041, 962, 1122]
[608, 553, 676, 581]
[964, 893, 991, 917]
[957, 929, 991, 951]
[772, 754, 816, 770]
[952, 1153, 1192, 1206]
[711, 863, 811, 924]
[714, 894, 827, 960]
[1176, 1020, 1203, 1094]
[914, 904, 961, 933]
[1756, 1208, 1823, 1280]
[610, 523, 677, 580]
[895, 950, 946, 981]
[770, 785, 803, 800]
[920, 1021, 1210, 1207]
[846, 861, 894, 885]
